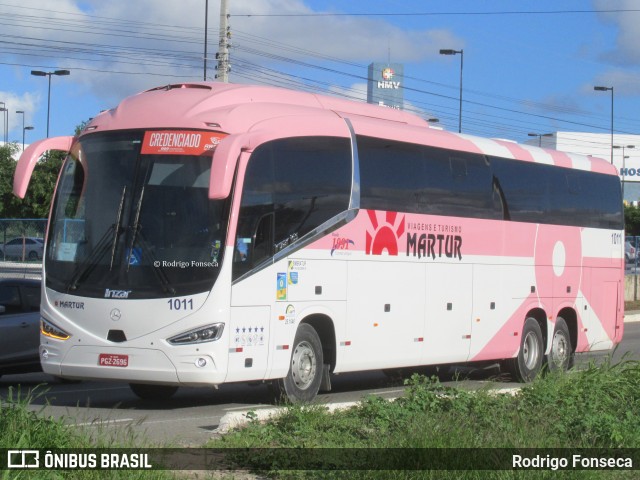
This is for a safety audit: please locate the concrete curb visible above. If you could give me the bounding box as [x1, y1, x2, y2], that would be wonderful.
[625, 311, 640, 323]
[214, 401, 361, 435]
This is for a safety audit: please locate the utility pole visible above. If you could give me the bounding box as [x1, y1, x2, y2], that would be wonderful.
[203, 0, 208, 81]
[216, 0, 230, 82]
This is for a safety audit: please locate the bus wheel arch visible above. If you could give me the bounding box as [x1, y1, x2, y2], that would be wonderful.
[503, 310, 546, 382]
[272, 321, 328, 403]
[301, 314, 336, 373]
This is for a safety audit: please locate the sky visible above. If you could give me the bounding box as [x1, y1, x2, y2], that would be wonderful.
[1, 0, 640, 155]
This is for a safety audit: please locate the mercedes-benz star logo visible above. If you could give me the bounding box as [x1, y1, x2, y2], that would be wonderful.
[110, 308, 122, 321]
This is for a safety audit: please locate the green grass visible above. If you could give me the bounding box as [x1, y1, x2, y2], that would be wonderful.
[208, 359, 640, 479]
[4, 361, 640, 479]
[0, 385, 178, 480]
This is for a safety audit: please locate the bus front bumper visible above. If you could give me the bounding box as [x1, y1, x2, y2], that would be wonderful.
[40, 344, 226, 386]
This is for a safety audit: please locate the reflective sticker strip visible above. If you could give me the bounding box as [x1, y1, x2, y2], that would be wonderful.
[229, 347, 243, 353]
[340, 341, 352, 347]
[414, 337, 424, 342]
[276, 345, 290, 350]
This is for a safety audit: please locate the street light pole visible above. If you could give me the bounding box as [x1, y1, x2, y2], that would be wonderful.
[16, 110, 24, 150]
[594, 85, 614, 164]
[23, 126, 34, 151]
[440, 48, 464, 133]
[31, 69, 71, 137]
[614, 144, 635, 202]
[0, 105, 6, 144]
[0, 101, 6, 143]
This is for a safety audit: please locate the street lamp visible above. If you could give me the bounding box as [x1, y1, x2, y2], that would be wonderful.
[528, 132, 554, 147]
[440, 48, 464, 133]
[594, 85, 614, 164]
[0, 104, 7, 143]
[16, 110, 25, 150]
[614, 144, 635, 201]
[22, 126, 34, 151]
[0, 101, 6, 143]
[31, 69, 70, 137]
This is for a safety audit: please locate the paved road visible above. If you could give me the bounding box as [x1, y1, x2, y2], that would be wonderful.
[1, 322, 639, 446]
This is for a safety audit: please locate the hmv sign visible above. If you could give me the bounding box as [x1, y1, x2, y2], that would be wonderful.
[367, 62, 404, 110]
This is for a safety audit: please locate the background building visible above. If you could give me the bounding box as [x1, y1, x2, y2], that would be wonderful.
[524, 132, 640, 202]
[367, 63, 404, 110]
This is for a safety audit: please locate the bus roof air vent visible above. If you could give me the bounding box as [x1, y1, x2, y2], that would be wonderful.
[146, 84, 212, 92]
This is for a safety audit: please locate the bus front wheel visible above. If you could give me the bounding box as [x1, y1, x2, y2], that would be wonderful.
[504, 317, 543, 382]
[273, 323, 323, 403]
[129, 383, 178, 400]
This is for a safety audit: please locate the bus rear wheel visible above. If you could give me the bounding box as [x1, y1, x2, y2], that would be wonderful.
[547, 317, 574, 372]
[504, 317, 543, 382]
[273, 323, 323, 403]
[129, 383, 178, 400]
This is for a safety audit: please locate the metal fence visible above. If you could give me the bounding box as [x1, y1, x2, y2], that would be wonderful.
[0, 219, 46, 279]
[627, 236, 640, 274]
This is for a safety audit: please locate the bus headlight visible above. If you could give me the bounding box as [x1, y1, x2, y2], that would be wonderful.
[41, 317, 71, 340]
[168, 323, 224, 345]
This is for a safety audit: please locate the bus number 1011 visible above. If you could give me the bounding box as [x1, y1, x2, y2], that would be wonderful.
[168, 298, 194, 311]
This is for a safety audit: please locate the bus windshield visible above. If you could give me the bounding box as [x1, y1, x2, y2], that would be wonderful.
[46, 130, 229, 299]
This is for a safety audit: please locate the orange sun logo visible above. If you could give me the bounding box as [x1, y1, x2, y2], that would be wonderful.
[365, 210, 405, 256]
[381, 68, 395, 80]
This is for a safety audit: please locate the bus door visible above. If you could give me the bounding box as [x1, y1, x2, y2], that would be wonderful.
[423, 263, 473, 364]
[345, 261, 425, 371]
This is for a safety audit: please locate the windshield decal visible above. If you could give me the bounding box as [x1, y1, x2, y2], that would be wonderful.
[141, 131, 227, 155]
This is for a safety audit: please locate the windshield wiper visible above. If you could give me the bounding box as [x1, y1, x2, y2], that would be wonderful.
[110, 186, 127, 269]
[66, 186, 127, 292]
[123, 186, 175, 294]
[135, 229, 176, 295]
[126, 186, 144, 272]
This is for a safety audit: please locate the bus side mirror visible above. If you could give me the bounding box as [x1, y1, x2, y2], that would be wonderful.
[14, 136, 73, 198]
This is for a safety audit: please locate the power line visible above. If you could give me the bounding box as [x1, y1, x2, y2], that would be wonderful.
[231, 9, 640, 17]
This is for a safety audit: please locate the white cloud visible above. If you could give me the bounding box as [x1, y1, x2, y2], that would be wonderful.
[2, 0, 464, 103]
[594, 0, 640, 65]
[0, 91, 40, 132]
[590, 69, 640, 96]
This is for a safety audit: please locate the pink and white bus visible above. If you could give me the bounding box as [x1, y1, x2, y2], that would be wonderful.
[14, 83, 624, 402]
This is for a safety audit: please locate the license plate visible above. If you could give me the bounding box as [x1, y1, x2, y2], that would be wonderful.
[98, 353, 129, 367]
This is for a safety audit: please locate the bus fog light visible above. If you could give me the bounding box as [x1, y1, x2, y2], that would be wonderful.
[195, 357, 207, 368]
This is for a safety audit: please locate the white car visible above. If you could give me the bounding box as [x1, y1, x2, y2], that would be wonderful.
[0, 237, 44, 261]
[626, 241, 636, 264]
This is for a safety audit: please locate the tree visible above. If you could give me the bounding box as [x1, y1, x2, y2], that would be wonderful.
[0, 142, 22, 218]
[625, 204, 640, 236]
[0, 141, 64, 219]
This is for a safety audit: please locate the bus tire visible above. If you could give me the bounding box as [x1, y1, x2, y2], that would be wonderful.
[273, 323, 323, 403]
[504, 317, 543, 382]
[129, 383, 178, 400]
[547, 317, 574, 372]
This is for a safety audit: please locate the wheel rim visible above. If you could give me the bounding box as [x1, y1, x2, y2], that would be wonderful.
[552, 330, 568, 367]
[291, 340, 317, 390]
[523, 331, 540, 370]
